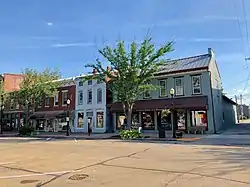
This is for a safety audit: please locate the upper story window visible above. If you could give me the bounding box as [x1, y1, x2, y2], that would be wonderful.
[78, 90, 83, 105]
[61, 90, 68, 106]
[37, 98, 42, 108]
[45, 96, 50, 107]
[79, 81, 83, 87]
[54, 92, 59, 106]
[175, 77, 184, 96]
[97, 80, 102, 84]
[97, 88, 102, 104]
[88, 80, 92, 85]
[159, 80, 167, 97]
[10, 99, 14, 110]
[192, 75, 202, 94]
[87, 89, 92, 104]
[143, 82, 151, 99]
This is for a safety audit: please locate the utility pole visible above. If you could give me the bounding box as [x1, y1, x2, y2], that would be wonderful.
[235, 95, 240, 123]
[240, 94, 243, 120]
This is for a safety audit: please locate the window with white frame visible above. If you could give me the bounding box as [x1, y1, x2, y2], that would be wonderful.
[192, 75, 201, 94]
[45, 96, 50, 107]
[87, 89, 92, 104]
[159, 80, 167, 97]
[143, 82, 151, 98]
[54, 92, 59, 106]
[175, 77, 184, 96]
[97, 80, 102, 84]
[61, 90, 68, 105]
[96, 111, 104, 128]
[79, 81, 83, 86]
[78, 90, 83, 105]
[97, 88, 102, 103]
[10, 99, 14, 110]
[88, 80, 92, 85]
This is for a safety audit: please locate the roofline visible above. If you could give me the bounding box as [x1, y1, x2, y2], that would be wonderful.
[222, 95, 237, 105]
[155, 66, 209, 76]
[165, 53, 209, 63]
[3, 73, 24, 77]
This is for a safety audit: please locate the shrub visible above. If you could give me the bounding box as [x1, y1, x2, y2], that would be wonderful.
[19, 126, 35, 136]
[119, 129, 141, 140]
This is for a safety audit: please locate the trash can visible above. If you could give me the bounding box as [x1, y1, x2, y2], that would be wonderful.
[158, 127, 165, 138]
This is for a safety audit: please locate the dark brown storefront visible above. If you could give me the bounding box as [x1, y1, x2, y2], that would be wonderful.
[109, 96, 209, 131]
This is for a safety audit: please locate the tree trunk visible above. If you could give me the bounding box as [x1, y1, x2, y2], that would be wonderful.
[122, 102, 134, 129]
[127, 108, 132, 129]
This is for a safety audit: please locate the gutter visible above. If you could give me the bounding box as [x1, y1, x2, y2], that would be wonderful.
[209, 71, 216, 134]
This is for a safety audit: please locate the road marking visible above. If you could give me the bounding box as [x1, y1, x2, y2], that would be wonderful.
[74, 138, 77, 142]
[46, 138, 52, 141]
[0, 170, 81, 179]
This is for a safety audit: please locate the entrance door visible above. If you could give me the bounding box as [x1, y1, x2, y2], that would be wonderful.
[87, 117, 93, 133]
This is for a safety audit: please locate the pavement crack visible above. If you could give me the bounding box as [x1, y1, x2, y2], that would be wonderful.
[38, 148, 151, 186]
[101, 164, 250, 185]
[0, 165, 47, 175]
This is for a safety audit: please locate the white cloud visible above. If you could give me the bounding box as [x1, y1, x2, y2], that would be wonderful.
[140, 15, 238, 28]
[176, 38, 241, 43]
[51, 42, 95, 48]
[47, 22, 53, 26]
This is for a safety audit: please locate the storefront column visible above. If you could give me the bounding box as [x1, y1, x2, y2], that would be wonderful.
[186, 110, 191, 128]
[154, 111, 158, 130]
[113, 113, 117, 131]
[139, 112, 142, 126]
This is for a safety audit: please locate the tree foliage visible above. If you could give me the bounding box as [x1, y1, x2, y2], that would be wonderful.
[85, 38, 174, 128]
[13, 68, 61, 124]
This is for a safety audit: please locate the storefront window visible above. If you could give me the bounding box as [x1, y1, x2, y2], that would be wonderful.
[160, 110, 172, 130]
[36, 119, 45, 131]
[177, 111, 186, 130]
[142, 111, 155, 130]
[131, 113, 139, 128]
[116, 113, 125, 130]
[77, 112, 84, 128]
[96, 111, 104, 128]
[191, 111, 207, 127]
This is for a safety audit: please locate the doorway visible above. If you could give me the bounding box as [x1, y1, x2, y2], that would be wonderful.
[87, 117, 93, 133]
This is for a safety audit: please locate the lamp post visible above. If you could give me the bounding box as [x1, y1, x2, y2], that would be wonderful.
[0, 95, 4, 134]
[66, 98, 71, 136]
[170, 88, 176, 138]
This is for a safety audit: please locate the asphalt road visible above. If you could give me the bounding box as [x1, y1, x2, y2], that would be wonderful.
[0, 138, 250, 187]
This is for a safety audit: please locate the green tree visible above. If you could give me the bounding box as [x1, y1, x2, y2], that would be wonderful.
[85, 38, 174, 128]
[13, 68, 61, 125]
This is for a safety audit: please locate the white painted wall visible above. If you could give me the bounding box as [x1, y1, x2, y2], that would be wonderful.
[74, 77, 107, 133]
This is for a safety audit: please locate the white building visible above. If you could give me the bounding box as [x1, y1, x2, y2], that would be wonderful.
[74, 74, 107, 133]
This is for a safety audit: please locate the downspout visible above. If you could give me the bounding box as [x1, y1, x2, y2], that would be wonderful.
[209, 71, 216, 134]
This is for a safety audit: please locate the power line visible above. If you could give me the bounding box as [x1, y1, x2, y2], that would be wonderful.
[242, 0, 250, 56]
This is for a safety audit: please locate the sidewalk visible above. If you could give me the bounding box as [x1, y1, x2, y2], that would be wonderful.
[0, 131, 206, 142]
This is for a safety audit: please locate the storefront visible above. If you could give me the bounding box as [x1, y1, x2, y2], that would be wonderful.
[30, 110, 74, 132]
[74, 109, 106, 133]
[111, 96, 209, 133]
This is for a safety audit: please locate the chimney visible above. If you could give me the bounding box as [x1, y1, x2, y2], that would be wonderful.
[208, 48, 215, 57]
[93, 69, 97, 74]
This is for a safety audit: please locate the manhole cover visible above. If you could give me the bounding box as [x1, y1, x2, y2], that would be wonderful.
[20, 179, 39, 184]
[68, 174, 89, 180]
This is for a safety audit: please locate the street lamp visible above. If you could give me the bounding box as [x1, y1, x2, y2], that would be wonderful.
[66, 98, 71, 136]
[0, 95, 4, 134]
[170, 88, 176, 138]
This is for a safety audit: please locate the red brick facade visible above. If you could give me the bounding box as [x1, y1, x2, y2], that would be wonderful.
[35, 85, 76, 112]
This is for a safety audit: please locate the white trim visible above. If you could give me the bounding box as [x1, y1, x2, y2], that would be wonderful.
[191, 75, 202, 95]
[174, 77, 184, 96]
[159, 79, 167, 97]
[54, 91, 59, 106]
[95, 110, 105, 129]
[61, 90, 68, 106]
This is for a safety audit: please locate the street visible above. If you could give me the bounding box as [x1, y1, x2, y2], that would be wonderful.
[0, 136, 250, 187]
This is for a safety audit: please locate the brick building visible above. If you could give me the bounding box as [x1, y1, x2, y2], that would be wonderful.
[29, 78, 76, 132]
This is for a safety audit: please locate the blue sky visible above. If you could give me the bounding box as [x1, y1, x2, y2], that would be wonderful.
[1, 0, 250, 102]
